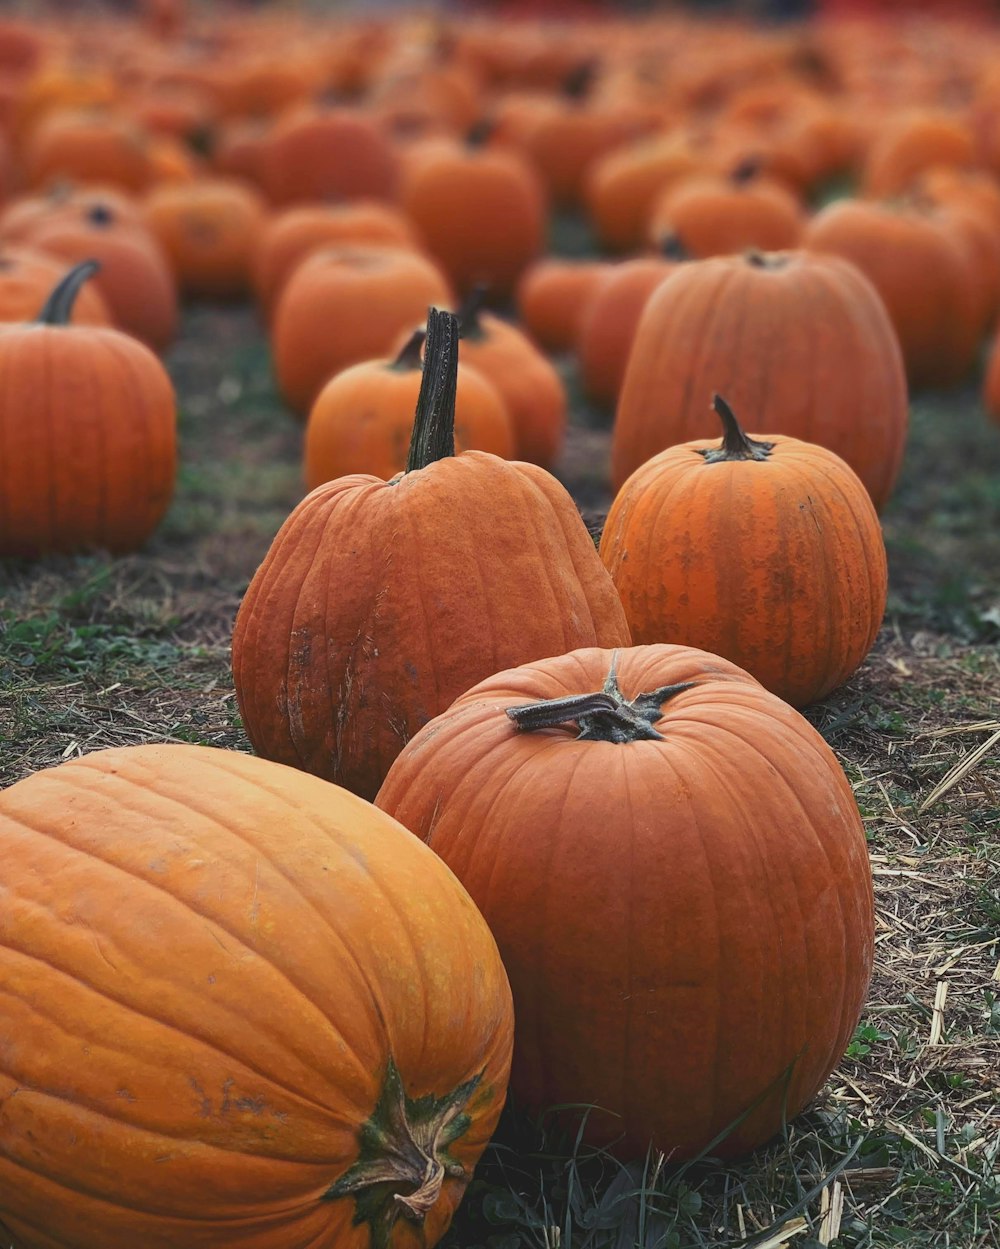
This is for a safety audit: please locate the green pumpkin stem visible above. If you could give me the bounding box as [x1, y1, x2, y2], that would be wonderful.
[658, 233, 690, 261]
[36, 260, 101, 326]
[506, 651, 695, 744]
[392, 328, 426, 371]
[730, 155, 762, 185]
[700, 396, 774, 464]
[87, 203, 115, 229]
[405, 307, 459, 473]
[325, 1057, 483, 1249]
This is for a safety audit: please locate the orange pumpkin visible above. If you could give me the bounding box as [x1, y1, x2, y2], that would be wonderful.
[272, 245, 453, 415]
[577, 249, 684, 410]
[399, 133, 545, 299]
[0, 246, 112, 325]
[234, 308, 630, 799]
[804, 198, 982, 389]
[252, 201, 422, 323]
[646, 160, 804, 258]
[376, 643, 874, 1159]
[16, 199, 178, 352]
[23, 111, 153, 193]
[601, 396, 887, 706]
[143, 178, 267, 300]
[0, 742, 514, 1249]
[0, 261, 176, 557]
[304, 329, 514, 487]
[612, 250, 909, 511]
[861, 110, 977, 199]
[515, 257, 615, 354]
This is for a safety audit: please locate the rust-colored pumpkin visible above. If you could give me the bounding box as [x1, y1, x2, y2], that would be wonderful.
[252, 201, 422, 323]
[612, 250, 909, 511]
[272, 244, 452, 416]
[304, 328, 514, 487]
[259, 106, 400, 206]
[0, 261, 176, 557]
[143, 177, 267, 300]
[601, 396, 887, 706]
[376, 643, 875, 1160]
[23, 110, 154, 193]
[234, 309, 630, 799]
[0, 742, 514, 1249]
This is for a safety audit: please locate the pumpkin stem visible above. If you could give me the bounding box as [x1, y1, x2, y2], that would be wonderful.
[730, 155, 762, 185]
[506, 651, 695, 744]
[324, 1057, 482, 1249]
[466, 118, 496, 148]
[87, 203, 115, 228]
[392, 328, 426, 371]
[405, 307, 459, 473]
[658, 233, 690, 262]
[456, 283, 489, 340]
[700, 396, 774, 464]
[563, 58, 598, 101]
[36, 259, 101, 326]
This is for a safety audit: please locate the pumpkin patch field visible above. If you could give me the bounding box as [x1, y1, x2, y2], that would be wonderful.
[0, 4, 999, 1248]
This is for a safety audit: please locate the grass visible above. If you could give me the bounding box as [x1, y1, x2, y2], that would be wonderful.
[1, 302, 999, 1247]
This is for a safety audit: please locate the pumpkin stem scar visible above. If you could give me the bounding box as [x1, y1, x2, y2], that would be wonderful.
[36, 259, 102, 326]
[405, 306, 458, 473]
[324, 1057, 483, 1249]
[506, 657, 696, 744]
[699, 395, 774, 464]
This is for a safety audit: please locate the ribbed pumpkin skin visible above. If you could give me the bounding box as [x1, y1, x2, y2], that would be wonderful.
[612, 252, 908, 510]
[376, 645, 875, 1161]
[0, 744, 513, 1249]
[232, 455, 631, 799]
[600, 433, 887, 706]
[0, 323, 176, 557]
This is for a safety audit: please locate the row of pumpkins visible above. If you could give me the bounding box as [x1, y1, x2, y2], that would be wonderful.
[0, 6, 995, 1247]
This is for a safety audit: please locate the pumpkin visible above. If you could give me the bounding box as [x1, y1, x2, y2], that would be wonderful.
[376, 643, 875, 1159]
[584, 131, 707, 253]
[645, 159, 804, 258]
[252, 202, 422, 323]
[143, 177, 267, 300]
[272, 244, 453, 416]
[23, 110, 153, 193]
[601, 396, 887, 706]
[0, 184, 146, 243]
[0, 261, 176, 557]
[0, 742, 513, 1249]
[15, 198, 179, 352]
[0, 246, 112, 325]
[803, 198, 982, 390]
[304, 328, 514, 487]
[861, 110, 977, 199]
[980, 329, 1000, 426]
[612, 249, 909, 511]
[398, 132, 545, 299]
[259, 105, 400, 206]
[515, 256, 615, 354]
[577, 246, 685, 411]
[452, 287, 566, 467]
[233, 308, 630, 799]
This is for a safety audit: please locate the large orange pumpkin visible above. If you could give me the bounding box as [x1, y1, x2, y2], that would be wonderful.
[0, 261, 176, 557]
[0, 742, 514, 1249]
[601, 396, 887, 707]
[376, 643, 875, 1160]
[259, 106, 400, 206]
[0, 245, 112, 325]
[234, 309, 630, 799]
[612, 250, 909, 511]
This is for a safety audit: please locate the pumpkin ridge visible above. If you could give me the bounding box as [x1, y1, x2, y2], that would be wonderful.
[1, 797, 375, 1104]
[0, 934, 343, 1137]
